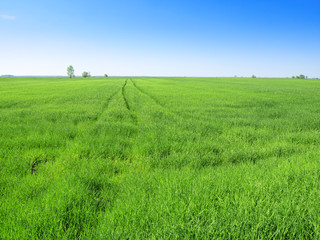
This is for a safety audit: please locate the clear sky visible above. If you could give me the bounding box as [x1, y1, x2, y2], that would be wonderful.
[1, 0, 319, 77]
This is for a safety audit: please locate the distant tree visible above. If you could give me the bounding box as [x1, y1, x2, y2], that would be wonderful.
[104, 74, 108, 77]
[82, 72, 91, 78]
[296, 76, 300, 79]
[67, 65, 75, 78]
[292, 76, 295, 79]
[299, 74, 305, 79]
[252, 75, 256, 78]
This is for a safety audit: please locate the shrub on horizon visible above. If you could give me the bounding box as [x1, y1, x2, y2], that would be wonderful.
[82, 72, 91, 78]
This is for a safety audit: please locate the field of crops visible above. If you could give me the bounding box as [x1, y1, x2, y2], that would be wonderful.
[1, 77, 320, 239]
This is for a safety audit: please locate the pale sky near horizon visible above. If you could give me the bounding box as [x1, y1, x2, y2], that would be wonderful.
[1, 0, 319, 77]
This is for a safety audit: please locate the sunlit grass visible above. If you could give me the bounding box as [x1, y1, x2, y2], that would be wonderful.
[1, 76, 320, 239]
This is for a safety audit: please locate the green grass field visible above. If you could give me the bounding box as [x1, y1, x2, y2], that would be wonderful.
[1, 76, 320, 239]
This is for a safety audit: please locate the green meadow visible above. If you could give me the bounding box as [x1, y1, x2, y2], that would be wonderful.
[1, 76, 320, 239]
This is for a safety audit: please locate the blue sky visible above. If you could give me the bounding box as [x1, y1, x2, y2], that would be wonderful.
[1, 0, 319, 77]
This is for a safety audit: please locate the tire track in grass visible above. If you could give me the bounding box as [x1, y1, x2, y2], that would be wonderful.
[65, 79, 127, 152]
[122, 79, 138, 124]
[34, 83, 129, 236]
[70, 83, 123, 138]
[130, 78, 164, 108]
[29, 81, 124, 174]
[31, 78, 133, 174]
[27, 80, 131, 237]
[130, 78, 212, 124]
[64, 80, 138, 236]
[121, 79, 130, 110]
[96, 85, 123, 121]
[130, 78, 182, 121]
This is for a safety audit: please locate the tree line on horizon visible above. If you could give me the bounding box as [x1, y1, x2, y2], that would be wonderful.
[292, 74, 307, 79]
[67, 65, 108, 78]
[66, 65, 315, 79]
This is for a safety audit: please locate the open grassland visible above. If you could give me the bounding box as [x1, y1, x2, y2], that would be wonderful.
[1, 77, 320, 239]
